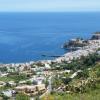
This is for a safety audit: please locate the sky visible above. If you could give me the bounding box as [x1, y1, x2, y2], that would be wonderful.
[0, 0, 100, 12]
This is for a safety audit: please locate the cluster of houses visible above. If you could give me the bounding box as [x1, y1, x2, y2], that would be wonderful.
[0, 61, 52, 98]
[54, 40, 100, 63]
[15, 84, 46, 96]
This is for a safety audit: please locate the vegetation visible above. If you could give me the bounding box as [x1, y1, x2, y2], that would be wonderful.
[51, 72, 71, 89]
[42, 63, 100, 100]
[42, 90, 100, 100]
[0, 51, 99, 100]
[76, 69, 89, 79]
[0, 77, 13, 82]
[0, 67, 7, 72]
[51, 53, 100, 71]
[48, 51, 100, 100]
[0, 73, 28, 82]
[16, 93, 30, 100]
[26, 80, 32, 85]
[52, 74, 63, 89]
[0, 86, 12, 91]
[43, 78, 49, 88]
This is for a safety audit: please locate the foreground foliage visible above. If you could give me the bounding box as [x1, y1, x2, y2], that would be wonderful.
[42, 63, 100, 100]
[42, 89, 100, 100]
[16, 93, 30, 100]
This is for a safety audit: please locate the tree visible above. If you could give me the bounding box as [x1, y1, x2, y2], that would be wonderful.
[77, 70, 89, 79]
[26, 81, 32, 85]
[0, 67, 7, 72]
[2, 95, 10, 100]
[63, 78, 72, 84]
[52, 75, 62, 89]
[43, 78, 49, 88]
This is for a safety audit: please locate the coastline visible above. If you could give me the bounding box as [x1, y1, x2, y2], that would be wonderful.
[0, 39, 100, 68]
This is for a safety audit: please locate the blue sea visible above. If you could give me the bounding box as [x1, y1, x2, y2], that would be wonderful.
[0, 12, 100, 63]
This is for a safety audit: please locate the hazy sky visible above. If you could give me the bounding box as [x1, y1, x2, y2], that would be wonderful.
[0, 0, 100, 12]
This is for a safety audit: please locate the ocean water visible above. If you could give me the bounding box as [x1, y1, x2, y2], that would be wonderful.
[0, 12, 100, 63]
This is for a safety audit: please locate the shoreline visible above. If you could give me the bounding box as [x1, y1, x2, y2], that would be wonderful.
[0, 39, 100, 67]
[54, 39, 100, 63]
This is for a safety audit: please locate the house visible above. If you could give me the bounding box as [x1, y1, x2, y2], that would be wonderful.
[15, 84, 46, 96]
[0, 81, 6, 87]
[36, 84, 46, 93]
[2, 89, 15, 97]
[32, 76, 45, 85]
[97, 51, 100, 55]
[18, 66, 25, 72]
[0, 73, 8, 77]
[44, 63, 51, 70]
[15, 85, 27, 92]
[7, 67, 15, 73]
[15, 85, 37, 95]
[19, 80, 26, 84]
[7, 81, 16, 87]
[26, 86, 37, 96]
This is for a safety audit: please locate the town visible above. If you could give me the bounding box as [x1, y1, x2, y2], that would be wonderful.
[0, 32, 100, 100]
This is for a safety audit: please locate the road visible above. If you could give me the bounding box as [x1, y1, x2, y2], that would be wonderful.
[70, 70, 82, 79]
[39, 76, 52, 99]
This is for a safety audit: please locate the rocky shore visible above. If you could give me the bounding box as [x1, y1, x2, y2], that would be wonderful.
[55, 40, 100, 63]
